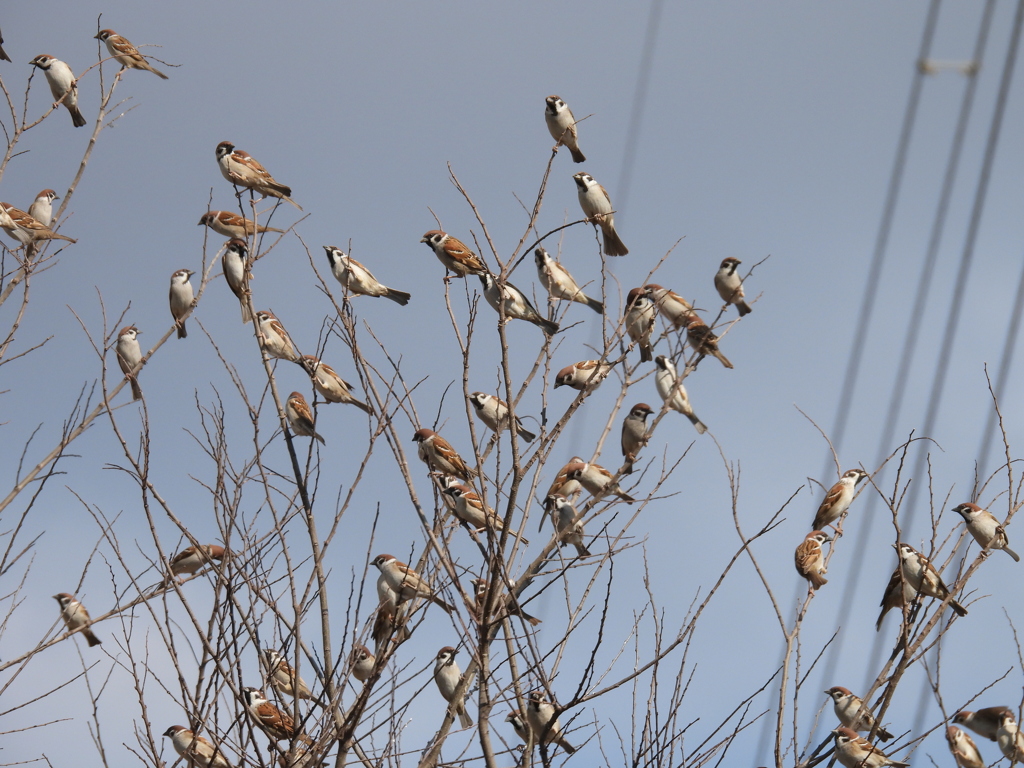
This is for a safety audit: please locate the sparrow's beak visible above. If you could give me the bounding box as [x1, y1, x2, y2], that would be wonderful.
[93, 33, 102, 40]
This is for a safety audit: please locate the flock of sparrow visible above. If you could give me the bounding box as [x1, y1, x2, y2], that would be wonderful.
[21, 24, 1011, 768]
[793, 464, 1022, 766]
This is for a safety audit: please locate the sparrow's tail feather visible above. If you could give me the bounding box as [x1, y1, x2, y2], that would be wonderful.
[586, 296, 605, 314]
[458, 707, 474, 729]
[574, 542, 592, 558]
[69, 105, 88, 127]
[950, 599, 968, 617]
[688, 413, 707, 434]
[282, 195, 303, 211]
[129, 377, 143, 401]
[569, 148, 586, 163]
[352, 398, 374, 415]
[85, 629, 102, 647]
[877, 727, 894, 741]
[639, 343, 652, 363]
[177, 322, 187, 339]
[714, 350, 734, 369]
[602, 225, 629, 257]
[537, 317, 559, 336]
[145, 63, 169, 79]
[517, 426, 536, 442]
[736, 300, 752, 316]
[385, 288, 412, 306]
[1003, 545, 1021, 562]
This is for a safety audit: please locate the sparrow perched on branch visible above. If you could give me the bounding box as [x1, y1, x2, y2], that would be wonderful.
[372, 572, 410, 648]
[468, 391, 535, 442]
[94, 29, 169, 78]
[28, 189, 59, 226]
[946, 725, 984, 768]
[434, 647, 474, 728]
[241, 687, 309, 742]
[534, 247, 603, 313]
[544, 95, 586, 162]
[527, 690, 577, 754]
[684, 314, 733, 369]
[479, 273, 559, 335]
[825, 686, 893, 740]
[831, 727, 907, 768]
[573, 172, 627, 256]
[300, 356, 372, 413]
[29, 55, 86, 127]
[199, 211, 283, 240]
[255, 310, 301, 363]
[443, 484, 529, 544]
[286, 391, 325, 444]
[350, 644, 375, 682]
[545, 457, 585, 499]
[566, 460, 634, 503]
[420, 230, 487, 279]
[875, 567, 916, 631]
[507, 710, 531, 744]
[469, 577, 541, 626]
[953, 502, 1019, 561]
[324, 245, 411, 305]
[413, 428, 476, 480]
[371, 553, 455, 614]
[654, 355, 706, 434]
[894, 542, 968, 616]
[620, 403, 653, 471]
[263, 649, 323, 705]
[812, 469, 869, 531]
[554, 360, 613, 391]
[997, 711, 1024, 763]
[0, 202, 76, 247]
[624, 287, 656, 362]
[169, 268, 195, 339]
[222, 239, 252, 324]
[167, 544, 225, 583]
[544, 494, 591, 557]
[795, 531, 830, 590]
[163, 726, 231, 768]
[216, 142, 301, 210]
[715, 257, 752, 316]
[116, 325, 143, 400]
[953, 707, 1012, 741]
[644, 284, 693, 328]
[53, 592, 102, 646]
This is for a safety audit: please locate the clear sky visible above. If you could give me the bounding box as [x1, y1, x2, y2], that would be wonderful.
[3, 1, 1024, 766]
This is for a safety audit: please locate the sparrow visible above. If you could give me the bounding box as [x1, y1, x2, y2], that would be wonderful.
[644, 284, 693, 328]
[372, 571, 411, 648]
[946, 725, 984, 768]
[795, 531, 830, 590]
[534, 247, 603, 313]
[241, 687, 307, 742]
[997, 711, 1024, 763]
[285, 391, 325, 444]
[894, 542, 968, 616]
[812, 469, 869, 531]
[544, 95, 586, 162]
[169, 268, 195, 339]
[953, 502, 1019, 561]
[116, 325, 143, 401]
[526, 690, 577, 754]
[566, 460, 634, 503]
[442, 484, 529, 544]
[715, 257, 752, 316]
[953, 707, 1013, 742]
[0, 28, 9, 63]
[684, 314, 733, 369]
[300, 356, 372, 413]
[555, 360, 614, 391]
[216, 142, 301, 210]
[654, 355, 707, 434]
[29, 55, 86, 127]
[324, 245, 410, 305]
[371, 553, 455, 614]
[167, 544, 225, 582]
[0, 202, 76, 247]
[263, 649, 320, 704]
[469, 577, 541, 626]
[824, 686, 893, 740]
[350, 644, 375, 682]
[420, 230, 487, 279]
[53, 592, 101, 646]
[831, 727, 908, 768]
[507, 709, 532, 744]
[621, 403, 653, 469]
[222, 239, 253, 324]
[468, 391, 535, 441]
[163, 726, 232, 768]
[624, 287, 656, 362]
[544, 494, 590, 557]
[199, 211, 284, 240]
[28, 189, 59, 225]
[434, 646, 474, 728]
[875, 567, 917, 631]
[94, 29, 168, 79]
[479, 273, 559, 335]
[545, 456, 585, 499]
[255, 310, 301, 363]
[573, 171, 628, 257]
[413, 428, 477, 480]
